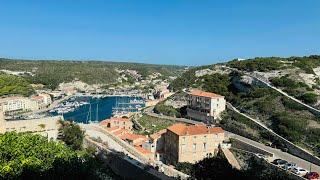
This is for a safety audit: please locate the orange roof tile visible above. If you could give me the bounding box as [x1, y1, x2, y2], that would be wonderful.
[100, 117, 131, 125]
[167, 123, 224, 136]
[189, 89, 223, 98]
[113, 129, 130, 136]
[105, 127, 119, 132]
[120, 133, 147, 141]
[31, 96, 44, 100]
[100, 120, 110, 126]
[135, 146, 152, 154]
[150, 129, 167, 140]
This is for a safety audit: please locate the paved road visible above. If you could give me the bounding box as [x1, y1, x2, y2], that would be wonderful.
[229, 133, 320, 172]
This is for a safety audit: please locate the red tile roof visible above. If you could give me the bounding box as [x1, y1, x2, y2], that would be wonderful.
[100, 117, 131, 126]
[150, 129, 167, 140]
[135, 146, 152, 154]
[105, 127, 119, 132]
[113, 129, 130, 136]
[189, 89, 223, 98]
[120, 133, 147, 141]
[100, 120, 110, 126]
[167, 123, 224, 136]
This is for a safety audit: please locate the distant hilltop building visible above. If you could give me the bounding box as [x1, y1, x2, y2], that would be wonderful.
[186, 89, 226, 123]
[164, 123, 225, 164]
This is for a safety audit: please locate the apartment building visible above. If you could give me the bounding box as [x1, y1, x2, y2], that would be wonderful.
[186, 89, 226, 122]
[31, 93, 52, 109]
[164, 123, 225, 164]
[0, 96, 38, 114]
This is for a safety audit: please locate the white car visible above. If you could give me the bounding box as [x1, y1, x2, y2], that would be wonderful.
[255, 153, 268, 160]
[284, 162, 297, 171]
[292, 167, 309, 176]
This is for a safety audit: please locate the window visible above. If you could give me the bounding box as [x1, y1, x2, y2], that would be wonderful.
[193, 143, 196, 153]
[182, 137, 186, 143]
[204, 135, 207, 141]
[181, 144, 186, 153]
[203, 143, 207, 151]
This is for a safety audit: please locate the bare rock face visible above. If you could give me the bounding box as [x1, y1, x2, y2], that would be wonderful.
[313, 67, 320, 77]
[240, 75, 255, 85]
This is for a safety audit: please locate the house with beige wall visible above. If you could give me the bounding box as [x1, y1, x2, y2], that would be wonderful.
[164, 123, 225, 164]
[186, 89, 226, 123]
[142, 129, 167, 161]
[100, 117, 133, 131]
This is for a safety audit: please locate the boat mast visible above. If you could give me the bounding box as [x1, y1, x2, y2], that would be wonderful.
[96, 102, 99, 122]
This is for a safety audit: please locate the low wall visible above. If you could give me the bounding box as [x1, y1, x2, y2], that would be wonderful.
[186, 108, 214, 123]
[84, 138, 162, 180]
[231, 138, 273, 157]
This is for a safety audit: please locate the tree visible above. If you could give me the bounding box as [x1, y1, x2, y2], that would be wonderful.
[58, 120, 85, 151]
[0, 132, 106, 179]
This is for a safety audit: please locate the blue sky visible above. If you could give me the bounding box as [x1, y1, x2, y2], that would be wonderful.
[0, 0, 319, 65]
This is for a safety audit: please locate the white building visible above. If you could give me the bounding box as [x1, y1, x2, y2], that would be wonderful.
[0, 96, 38, 114]
[186, 89, 226, 123]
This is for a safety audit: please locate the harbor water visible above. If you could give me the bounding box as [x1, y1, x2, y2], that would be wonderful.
[50, 96, 145, 123]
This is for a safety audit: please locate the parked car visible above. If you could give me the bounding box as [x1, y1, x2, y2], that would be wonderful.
[284, 162, 297, 171]
[292, 167, 309, 176]
[255, 153, 268, 160]
[304, 172, 319, 179]
[272, 159, 288, 168]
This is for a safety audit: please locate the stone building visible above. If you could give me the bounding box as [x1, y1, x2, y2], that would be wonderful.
[142, 129, 167, 161]
[164, 123, 225, 164]
[186, 89, 226, 123]
[100, 117, 133, 131]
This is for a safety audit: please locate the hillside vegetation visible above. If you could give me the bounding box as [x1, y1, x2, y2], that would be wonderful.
[0, 58, 185, 89]
[170, 55, 320, 156]
[228, 55, 320, 73]
[0, 73, 34, 97]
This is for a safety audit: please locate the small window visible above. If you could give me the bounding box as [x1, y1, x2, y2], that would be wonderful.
[203, 143, 207, 151]
[193, 143, 196, 153]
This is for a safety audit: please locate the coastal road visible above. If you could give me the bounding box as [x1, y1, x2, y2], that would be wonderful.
[229, 133, 320, 172]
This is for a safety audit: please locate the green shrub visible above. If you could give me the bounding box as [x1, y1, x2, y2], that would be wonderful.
[299, 93, 318, 104]
[0, 73, 34, 97]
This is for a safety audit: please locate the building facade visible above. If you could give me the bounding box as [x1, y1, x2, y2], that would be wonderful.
[164, 123, 225, 164]
[186, 89, 226, 122]
[0, 96, 39, 114]
[100, 117, 133, 131]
